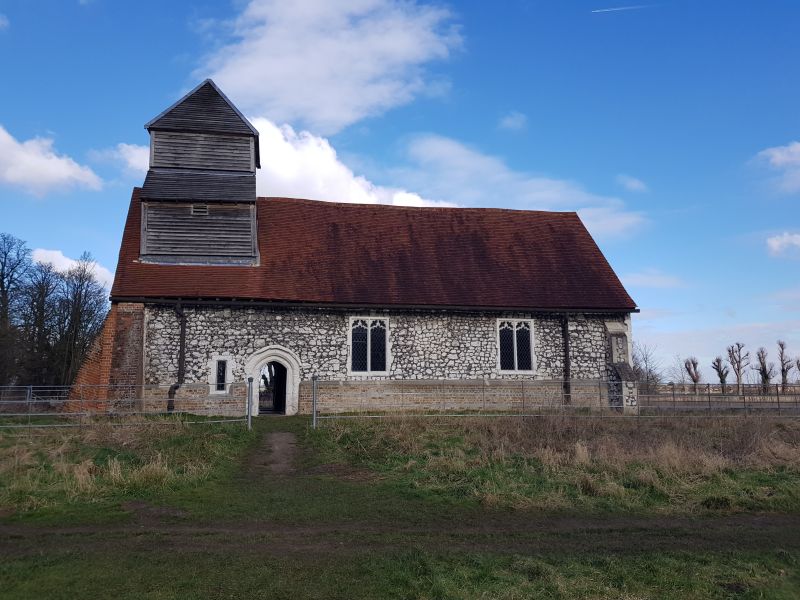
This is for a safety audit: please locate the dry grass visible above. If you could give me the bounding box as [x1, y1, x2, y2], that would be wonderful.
[0, 417, 246, 513]
[323, 416, 800, 512]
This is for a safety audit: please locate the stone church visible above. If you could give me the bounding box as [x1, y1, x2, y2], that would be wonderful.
[74, 79, 639, 416]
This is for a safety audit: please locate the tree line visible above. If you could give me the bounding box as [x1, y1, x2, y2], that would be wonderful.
[634, 339, 800, 395]
[0, 233, 108, 387]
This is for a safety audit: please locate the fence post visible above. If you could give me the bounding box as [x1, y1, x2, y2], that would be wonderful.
[26, 385, 33, 428]
[671, 383, 676, 413]
[707, 383, 711, 412]
[776, 383, 781, 416]
[312, 375, 318, 429]
[598, 380, 603, 411]
[246, 377, 253, 431]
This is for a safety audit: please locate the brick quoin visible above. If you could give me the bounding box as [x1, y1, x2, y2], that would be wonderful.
[68, 303, 144, 412]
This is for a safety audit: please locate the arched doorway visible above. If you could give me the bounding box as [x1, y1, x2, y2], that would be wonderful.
[258, 361, 287, 414]
[244, 345, 301, 416]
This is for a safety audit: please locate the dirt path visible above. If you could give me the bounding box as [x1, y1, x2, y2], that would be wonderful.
[247, 431, 297, 475]
[1, 513, 799, 557]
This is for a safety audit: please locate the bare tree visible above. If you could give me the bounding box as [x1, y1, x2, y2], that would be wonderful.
[0, 233, 31, 327]
[632, 342, 662, 395]
[777, 340, 794, 393]
[752, 347, 775, 394]
[51, 253, 108, 386]
[0, 233, 108, 386]
[16, 262, 60, 384]
[684, 356, 701, 393]
[0, 234, 32, 384]
[666, 354, 688, 387]
[711, 356, 729, 394]
[726, 342, 750, 395]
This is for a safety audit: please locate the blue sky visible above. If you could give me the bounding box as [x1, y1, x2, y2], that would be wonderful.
[0, 0, 798, 378]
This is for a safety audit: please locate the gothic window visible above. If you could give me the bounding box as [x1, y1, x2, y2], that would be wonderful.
[370, 320, 387, 372]
[498, 319, 535, 372]
[350, 318, 388, 373]
[351, 320, 368, 372]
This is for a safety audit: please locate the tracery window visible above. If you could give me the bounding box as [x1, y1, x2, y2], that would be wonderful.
[498, 320, 535, 372]
[350, 318, 388, 373]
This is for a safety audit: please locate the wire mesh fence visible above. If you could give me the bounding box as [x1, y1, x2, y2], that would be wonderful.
[309, 379, 800, 425]
[0, 382, 249, 429]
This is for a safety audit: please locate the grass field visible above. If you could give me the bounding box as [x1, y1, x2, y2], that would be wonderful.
[1, 415, 799, 599]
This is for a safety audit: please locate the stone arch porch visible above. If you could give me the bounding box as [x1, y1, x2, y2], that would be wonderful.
[244, 345, 302, 416]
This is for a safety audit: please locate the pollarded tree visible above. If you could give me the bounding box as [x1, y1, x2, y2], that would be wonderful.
[727, 342, 750, 395]
[753, 347, 776, 394]
[711, 356, 729, 394]
[777, 340, 794, 393]
[684, 356, 701, 394]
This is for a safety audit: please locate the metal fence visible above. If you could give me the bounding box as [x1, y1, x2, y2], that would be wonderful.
[0, 382, 251, 429]
[310, 379, 800, 426]
[638, 382, 800, 415]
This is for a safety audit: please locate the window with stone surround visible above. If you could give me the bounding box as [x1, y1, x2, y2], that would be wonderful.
[215, 360, 227, 391]
[497, 320, 535, 372]
[208, 354, 235, 394]
[349, 317, 388, 374]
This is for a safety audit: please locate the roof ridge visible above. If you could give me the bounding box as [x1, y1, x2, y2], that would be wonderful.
[257, 196, 579, 216]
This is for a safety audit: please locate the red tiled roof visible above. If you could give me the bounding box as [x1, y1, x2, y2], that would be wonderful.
[111, 189, 637, 311]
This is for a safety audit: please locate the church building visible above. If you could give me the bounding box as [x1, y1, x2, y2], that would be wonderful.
[74, 80, 639, 416]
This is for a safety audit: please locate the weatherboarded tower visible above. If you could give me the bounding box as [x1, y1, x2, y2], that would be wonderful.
[140, 79, 260, 265]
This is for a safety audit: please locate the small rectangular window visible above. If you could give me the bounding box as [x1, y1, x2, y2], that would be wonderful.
[350, 318, 388, 373]
[216, 360, 227, 391]
[192, 204, 209, 216]
[498, 319, 534, 372]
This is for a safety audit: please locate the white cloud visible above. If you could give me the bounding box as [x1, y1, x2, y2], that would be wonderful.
[766, 232, 800, 257]
[32, 249, 114, 289]
[392, 134, 645, 238]
[113, 118, 644, 236]
[197, 0, 461, 134]
[498, 111, 527, 131]
[0, 14, 9, 30]
[93, 142, 149, 176]
[622, 268, 684, 289]
[252, 117, 455, 207]
[0, 125, 102, 196]
[616, 173, 648, 192]
[756, 141, 800, 193]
